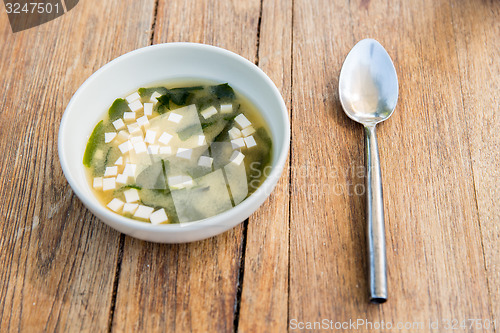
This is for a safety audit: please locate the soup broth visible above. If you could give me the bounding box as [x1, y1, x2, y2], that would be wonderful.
[84, 81, 273, 224]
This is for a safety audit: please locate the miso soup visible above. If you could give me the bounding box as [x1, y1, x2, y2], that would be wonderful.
[83, 81, 273, 224]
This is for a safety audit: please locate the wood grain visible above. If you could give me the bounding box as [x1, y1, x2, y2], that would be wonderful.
[111, 0, 262, 331]
[237, 0, 292, 331]
[0, 0, 156, 331]
[289, 0, 495, 331]
[450, 0, 500, 321]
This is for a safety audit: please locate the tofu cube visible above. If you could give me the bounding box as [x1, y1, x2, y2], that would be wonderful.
[241, 126, 256, 137]
[148, 144, 159, 155]
[200, 106, 217, 119]
[234, 114, 252, 129]
[104, 132, 117, 143]
[116, 130, 129, 142]
[150, 91, 162, 104]
[198, 156, 213, 168]
[134, 205, 154, 219]
[229, 151, 245, 166]
[197, 135, 206, 146]
[176, 148, 193, 160]
[136, 115, 149, 127]
[127, 123, 141, 134]
[128, 100, 143, 112]
[125, 92, 141, 103]
[228, 127, 242, 139]
[133, 141, 148, 154]
[124, 188, 140, 203]
[102, 177, 116, 191]
[168, 112, 183, 123]
[104, 166, 118, 177]
[130, 135, 143, 144]
[150, 209, 169, 225]
[123, 203, 139, 214]
[159, 146, 172, 155]
[144, 130, 156, 144]
[158, 132, 173, 145]
[220, 104, 233, 114]
[112, 119, 125, 130]
[116, 173, 128, 184]
[107, 198, 124, 212]
[243, 135, 257, 148]
[114, 156, 123, 165]
[231, 137, 246, 149]
[93, 177, 103, 189]
[118, 140, 133, 154]
[144, 103, 153, 116]
[123, 163, 137, 177]
[123, 112, 136, 121]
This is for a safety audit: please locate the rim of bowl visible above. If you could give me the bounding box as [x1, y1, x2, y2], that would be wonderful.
[58, 42, 290, 233]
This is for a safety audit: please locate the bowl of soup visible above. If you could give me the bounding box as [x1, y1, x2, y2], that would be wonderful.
[58, 43, 289, 243]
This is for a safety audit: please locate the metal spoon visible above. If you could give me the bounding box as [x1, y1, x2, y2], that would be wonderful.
[338, 39, 398, 303]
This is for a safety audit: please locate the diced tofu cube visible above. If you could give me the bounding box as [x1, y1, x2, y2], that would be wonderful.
[116, 130, 129, 142]
[220, 104, 233, 113]
[127, 123, 141, 134]
[104, 166, 118, 177]
[125, 92, 141, 103]
[231, 137, 246, 149]
[198, 156, 213, 168]
[228, 127, 242, 139]
[124, 188, 140, 203]
[136, 115, 149, 127]
[118, 141, 133, 153]
[150, 209, 169, 225]
[102, 177, 116, 191]
[167, 112, 183, 123]
[123, 163, 137, 177]
[197, 135, 206, 146]
[241, 126, 256, 137]
[93, 177, 103, 189]
[144, 130, 156, 144]
[148, 144, 159, 155]
[229, 151, 245, 166]
[123, 112, 136, 121]
[243, 135, 257, 148]
[123, 203, 139, 214]
[128, 100, 143, 112]
[200, 106, 217, 119]
[114, 156, 123, 165]
[234, 114, 252, 129]
[176, 148, 193, 160]
[116, 174, 128, 184]
[134, 205, 154, 219]
[107, 198, 124, 212]
[144, 103, 153, 116]
[159, 146, 172, 155]
[158, 132, 173, 145]
[168, 175, 193, 189]
[113, 119, 125, 130]
[104, 132, 117, 143]
[130, 135, 143, 144]
[150, 91, 162, 104]
[133, 141, 148, 154]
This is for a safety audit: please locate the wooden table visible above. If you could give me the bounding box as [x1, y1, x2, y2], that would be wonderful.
[1, 0, 498, 331]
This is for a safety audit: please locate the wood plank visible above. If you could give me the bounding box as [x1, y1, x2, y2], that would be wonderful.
[450, 0, 500, 320]
[289, 0, 492, 329]
[111, 0, 262, 331]
[0, 0, 156, 331]
[237, 0, 292, 331]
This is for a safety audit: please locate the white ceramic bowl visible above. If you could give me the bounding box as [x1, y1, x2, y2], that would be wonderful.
[58, 43, 289, 243]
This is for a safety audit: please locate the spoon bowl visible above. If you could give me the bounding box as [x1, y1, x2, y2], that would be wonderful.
[339, 39, 398, 303]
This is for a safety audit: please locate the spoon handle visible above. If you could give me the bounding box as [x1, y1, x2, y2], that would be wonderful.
[364, 125, 388, 303]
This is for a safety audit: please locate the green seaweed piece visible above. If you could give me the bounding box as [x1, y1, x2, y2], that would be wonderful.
[211, 83, 235, 99]
[138, 87, 168, 100]
[83, 120, 104, 167]
[108, 98, 129, 122]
